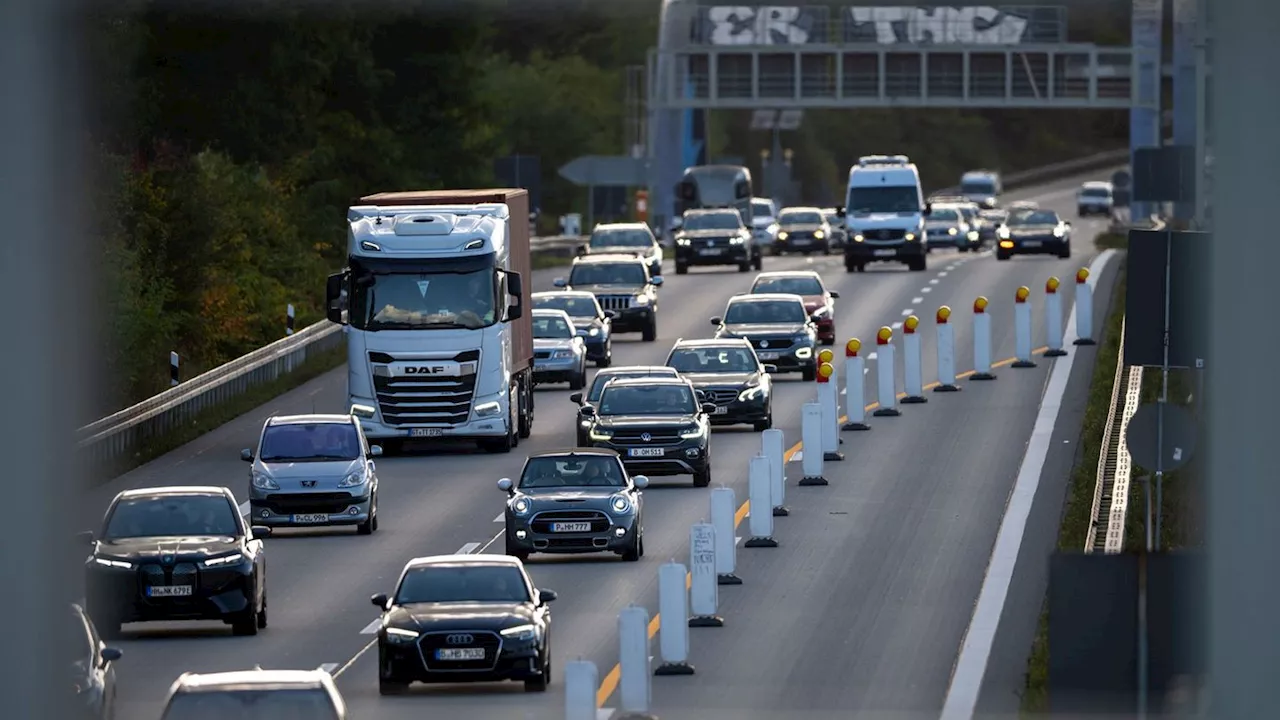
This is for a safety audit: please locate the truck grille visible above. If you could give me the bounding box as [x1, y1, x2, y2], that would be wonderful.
[530, 510, 610, 533]
[258, 492, 357, 514]
[369, 350, 479, 426]
[596, 295, 634, 311]
[417, 630, 502, 672]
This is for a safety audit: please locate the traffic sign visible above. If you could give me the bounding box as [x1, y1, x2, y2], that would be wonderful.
[1124, 402, 1197, 472]
[558, 155, 650, 187]
[748, 109, 805, 131]
[777, 109, 804, 130]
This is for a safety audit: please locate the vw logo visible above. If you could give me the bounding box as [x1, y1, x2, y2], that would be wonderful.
[640, 433, 652, 442]
[446, 633, 474, 645]
[760, 340, 769, 348]
[162, 554, 174, 564]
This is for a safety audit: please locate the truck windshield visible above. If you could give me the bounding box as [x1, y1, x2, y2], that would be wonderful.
[846, 186, 920, 214]
[161, 688, 340, 720]
[350, 269, 496, 331]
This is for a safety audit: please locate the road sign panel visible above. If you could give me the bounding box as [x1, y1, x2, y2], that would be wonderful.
[558, 155, 649, 187]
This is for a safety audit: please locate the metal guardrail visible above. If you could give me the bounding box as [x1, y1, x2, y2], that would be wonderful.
[77, 148, 1133, 469]
[1084, 317, 1143, 554]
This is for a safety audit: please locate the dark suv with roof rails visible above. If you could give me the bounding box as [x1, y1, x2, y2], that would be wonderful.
[579, 377, 714, 487]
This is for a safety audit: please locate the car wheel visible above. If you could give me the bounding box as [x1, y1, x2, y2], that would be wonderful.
[675, 262, 688, 275]
[753, 253, 763, 270]
[358, 496, 377, 535]
[996, 251, 1010, 261]
[620, 531, 641, 562]
[642, 317, 657, 342]
[231, 607, 258, 636]
[693, 464, 711, 487]
[569, 366, 586, 390]
[505, 537, 529, 562]
[737, 258, 750, 272]
[752, 413, 772, 432]
[801, 365, 816, 382]
[1058, 244, 1071, 259]
[257, 592, 268, 629]
[525, 657, 550, 692]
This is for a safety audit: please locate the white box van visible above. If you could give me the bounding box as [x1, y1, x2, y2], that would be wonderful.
[838, 155, 930, 273]
[960, 170, 1002, 208]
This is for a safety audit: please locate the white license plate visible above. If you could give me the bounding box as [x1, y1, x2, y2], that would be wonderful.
[147, 585, 192, 598]
[291, 513, 329, 523]
[1022, 240, 1042, 248]
[628, 447, 665, 457]
[410, 428, 444, 438]
[698, 248, 722, 256]
[436, 648, 485, 661]
[873, 249, 896, 257]
[712, 405, 729, 415]
[757, 351, 779, 360]
[551, 522, 593, 532]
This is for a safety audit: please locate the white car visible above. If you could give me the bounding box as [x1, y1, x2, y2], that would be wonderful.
[1077, 181, 1115, 217]
[750, 197, 779, 254]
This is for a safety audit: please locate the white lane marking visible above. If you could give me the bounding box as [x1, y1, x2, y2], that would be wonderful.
[929, 278, 940, 285]
[922, 287, 933, 293]
[938, 271, 949, 277]
[912, 297, 923, 304]
[891, 322, 903, 330]
[333, 639, 377, 678]
[901, 308, 914, 316]
[734, 536, 743, 547]
[598, 710, 614, 720]
[492, 513, 504, 523]
[319, 662, 338, 674]
[359, 619, 382, 635]
[456, 542, 481, 554]
[790, 451, 802, 462]
[940, 249, 1118, 720]
[478, 529, 504, 553]
[238, 501, 249, 516]
[866, 352, 877, 361]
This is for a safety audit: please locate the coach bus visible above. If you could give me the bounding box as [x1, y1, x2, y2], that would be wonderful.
[675, 165, 753, 227]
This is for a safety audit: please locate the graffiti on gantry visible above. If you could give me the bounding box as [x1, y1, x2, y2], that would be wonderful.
[690, 6, 1066, 46]
[694, 5, 828, 45]
[847, 6, 1038, 45]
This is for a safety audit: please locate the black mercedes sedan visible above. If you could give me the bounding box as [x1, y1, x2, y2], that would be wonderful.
[372, 555, 556, 694]
[80, 486, 270, 638]
[996, 208, 1072, 260]
[665, 337, 775, 431]
[500, 448, 647, 560]
[711, 293, 818, 381]
[580, 377, 714, 487]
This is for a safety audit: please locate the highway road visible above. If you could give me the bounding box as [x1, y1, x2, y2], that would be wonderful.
[79, 171, 1118, 719]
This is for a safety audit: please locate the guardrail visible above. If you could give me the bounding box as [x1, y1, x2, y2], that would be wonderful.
[1084, 319, 1143, 554]
[77, 147, 1132, 469]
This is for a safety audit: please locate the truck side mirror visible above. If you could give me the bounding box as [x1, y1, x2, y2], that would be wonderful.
[325, 272, 346, 325]
[505, 271, 524, 321]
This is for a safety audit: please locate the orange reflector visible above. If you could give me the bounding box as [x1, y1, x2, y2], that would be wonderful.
[1015, 286, 1030, 303]
[936, 305, 952, 323]
[973, 296, 989, 313]
[904, 315, 919, 333]
[1076, 267, 1090, 283]
[1046, 276, 1060, 293]
[845, 338, 862, 356]
[817, 362, 834, 381]
[876, 326, 892, 345]
[817, 348, 834, 364]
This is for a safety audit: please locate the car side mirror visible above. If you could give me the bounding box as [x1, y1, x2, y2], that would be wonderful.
[371, 593, 389, 610]
[553, 278, 567, 288]
[100, 647, 123, 664]
[369, 445, 383, 457]
[240, 449, 254, 462]
[76, 530, 94, 545]
[249, 526, 272, 540]
[701, 402, 717, 414]
[810, 314, 822, 323]
[829, 291, 840, 299]
[580, 406, 596, 417]
[325, 272, 346, 325]
[569, 392, 584, 405]
[497, 477, 513, 492]
[710, 316, 723, 326]
[1064, 221, 1072, 227]
[538, 588, 558, 604]
[835, 206, 846, 217]
[763, 364, 778, 373]
[604, 310, 617, 319]
[923, 202, 933, 216]
[651, 276, 664, 287]
[575, 244, 588, 257]
[633, 475, 650, 489]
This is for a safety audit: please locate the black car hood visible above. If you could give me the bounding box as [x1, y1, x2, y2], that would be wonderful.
[96, 536, 240, 561]
[678, 229, 741, 239]
[571, 284, 644, 295]
[595, 413, 696, 428]
[681, 371, 757, 387]
[722, 323, 806, 336]
[387, 602, 534, 631]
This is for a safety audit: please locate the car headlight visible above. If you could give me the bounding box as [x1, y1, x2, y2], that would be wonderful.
[676, 237, 691, 246]
[500, 624, 538, 640]
[633, 295, 650, 306]
[384, 627, 420, 643]
[679, 424, 705, 438]
[730, 235, 744, 244]
[1053, 226, 1065, 237]
[948, 227, 957, 235]
[777, 231, 788, 240]
[795, 346, 813, 359]
[553, 350, 574, 359]
[905, 232, 916, 241]
[588, 327, 600, 336]
[92, 557, 133, 570]
[853, 234, 864, 242]
[474, 400, 502, 417]
[609, 495, 633, 514]
[997, 227, 1010, 239]
[511, 497, 532, 516]
[251, 472, 279, 490]
[201, 552, 244, 568]
[811, 305, 830, 317]
[588, 427, 613, 441]
[967, 230, 979, 241]
[814, 230, 825, 239]
[737, 385, 762, 402]
[338, 471, 366, 488]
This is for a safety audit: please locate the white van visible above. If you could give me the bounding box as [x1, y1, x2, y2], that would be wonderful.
[960, 170, 1002, 208]
[838, 155, 930, 273]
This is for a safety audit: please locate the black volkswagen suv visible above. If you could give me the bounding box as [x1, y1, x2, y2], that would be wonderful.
[554, 254, 662, 342]
[711, 293, 818, 381]
[665, 338, 775, 431]
[673, 208, 759, 274]
[581, 377, 714, 487]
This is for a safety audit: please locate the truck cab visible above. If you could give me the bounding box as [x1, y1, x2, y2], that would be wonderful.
[838, 155, 930, 273]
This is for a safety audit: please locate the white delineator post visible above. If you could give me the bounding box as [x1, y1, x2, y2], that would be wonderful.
[1012, 285, 1037, 368]
[816, 361, 843, 461]
[169, 351, 180, 387]
[1073, 267, 1097, 346]
[688, 522, 724, 624]
[654, 563, 695, 675]
[617, 605, 655, 718]
[901, 315, 926, 403]
[933, 305, 961, 392]
[971, 296, 996, 380]
[286, 303, 296, 336]
[872, 326, 901, 417]
[710, 487, 741, 585]
[797, 403, 827, 487]
[564, 659, 599, 720]
[842, 338, 870, 431]
[745, 455, 781, 544]
[1043, 276, 1068, 357]
[762, 428, 788, 516]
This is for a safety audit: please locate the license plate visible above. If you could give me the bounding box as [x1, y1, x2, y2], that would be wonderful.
[410, 428, 444, 438]
[699, 248, 722, 256]
[757, 351, 779, 360]
[873, 249, 896, 257]
[291, 513, 329, 523]
[713, 406, 729, 415]
[628, 447, 665, 457]
[551, 522, 593, 532]
[1022, 240, 1042, 248]
[147, 585, 192, 598]
[436, 648, 485, 661]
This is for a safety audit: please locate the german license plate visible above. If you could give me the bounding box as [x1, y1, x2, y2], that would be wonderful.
[757, 351, 779, 360]
[713, 406, 729, 415]
[628, 447, 665, 457]
[147, 585, 192, 598]
[874, 249, 896, 257]
[436, 648, 485, 661]
[551, 522, 592, 532]
[1022, 240, 1042, 248]
[699, 248, 721, 256]
[291, 513, 329, 523]
[410, 428, 444, 438]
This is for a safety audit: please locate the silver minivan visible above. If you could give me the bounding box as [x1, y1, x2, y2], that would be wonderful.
[161, 669, 345, 720]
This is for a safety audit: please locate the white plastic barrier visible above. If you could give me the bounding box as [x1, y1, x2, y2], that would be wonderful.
[797, 403, 827, 487]
[842, 338, 870, 431]
[872, 326, 901, 417]
[689, 522, 724, 625]
[1013, 285, 1037, 368]
[710, 487, 740, 585]
[654, 563, 695, 675]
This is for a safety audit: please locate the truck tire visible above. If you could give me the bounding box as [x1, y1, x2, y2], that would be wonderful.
[752, 253, 763, 270]
[517, 375, 533, 439]
[478, 388, 518, 453]
[642, 316, 657, 342]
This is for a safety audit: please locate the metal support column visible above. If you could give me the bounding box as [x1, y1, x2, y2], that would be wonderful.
[1172, 0, 1199, 220]
[1130, 0, 1164, 222]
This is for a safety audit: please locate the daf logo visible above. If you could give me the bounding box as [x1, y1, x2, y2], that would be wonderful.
[641, 433, 652, 442]
[446, 633, 474, 645]
[760, 340, 769, 348]
[404, 366, 447, 375]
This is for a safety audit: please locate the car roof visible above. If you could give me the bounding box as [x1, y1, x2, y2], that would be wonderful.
[404, 553, 526, 570]
[1082, 180, 1113, 188]
[602, 376, 691, 389]
[728, 292, 804, 303]
[671, 337, 752, 348]
[572, 253, 647, 265]
[532, 290, 598, 300]
[266, 414, 355, 427]
[117, 486, 230, 500]
[753, 270, 821, 280]
[173, 669, 333, 691]
[684, 207, 739, 215]
[532, 308, 573, 316]
[528, 447, 621, 459]
[596, 365, 679, 375]
[780, 206, 823, 213]
[594, 222, 651, 232]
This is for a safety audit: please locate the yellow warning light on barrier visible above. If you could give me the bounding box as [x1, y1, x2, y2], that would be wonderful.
[1076, 267, 1090, 284]
[1046, 276, 1061, 293]
[936, 305, 952, 323]
[816, 362, 834, 382]
[973, 296, 989, 313]
[904, 315, 920, 333]
[845, 338, 862, 356]
[1015, 286, 1030, 303]
[817, 348, 835, 365]
[876, 326, 893, 345]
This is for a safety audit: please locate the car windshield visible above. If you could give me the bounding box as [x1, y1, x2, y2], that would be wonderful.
[751, 200, 773, 218]
[724, 300, 806, 324]
[568, 263, 647, 286]
[1081, 187, 1111, 197]
[587, 370, 677, 401]
[258, 422, 360, 462]
[599, 384, 696, 416]
[395, 565, 530, 604]
[929, 208, 961, 223]
[1008, 210, 1060, 226]
[667, 347, 758, 373]
[958, 206, 978, 221]
[846, 185, 920, 214]
[779, 210, 822, 225]
[103, 495, 239, 539]
[822, 211, 838, 222]
[590, 229, 652, 248]
[532, 295, 598, 319]
[961, 180, 996, 195]
[683, 213, 741, 231]
[160, 689, 340, 720]
[520, 455, 626, 488]
[532, 315, 573, 339]
[751, 276, 823, 296]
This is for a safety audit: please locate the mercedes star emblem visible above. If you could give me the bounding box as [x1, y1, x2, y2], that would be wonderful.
[641, 432, 652, 442]
[446, 633, 474, 645]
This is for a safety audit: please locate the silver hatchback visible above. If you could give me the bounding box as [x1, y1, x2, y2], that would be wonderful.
[240, 409, 381, 534]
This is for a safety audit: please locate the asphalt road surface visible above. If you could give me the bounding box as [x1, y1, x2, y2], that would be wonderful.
[81, 171, 1118, 720]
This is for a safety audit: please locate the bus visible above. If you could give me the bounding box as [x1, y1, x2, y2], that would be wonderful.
[675, 165, 753, 227]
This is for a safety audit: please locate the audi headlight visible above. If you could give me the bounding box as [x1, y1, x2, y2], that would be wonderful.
[905, 232, 916, 241]
[93, 557, 133, 570]
[552, 350, 574, 359]
[633, 295, 650, 306]
[338, 471, 366, 488]
[201, 552, 244, 568]
[384, 627, 420, 643]
[737, 385, 762, 402]
[588, 427, 613, 441]
[1053, 226, 1065, 237]
[474, 400, 502, 417]
[251, 472, 279, 490]
[814, 230, 825, 239]
[609, 495, 633, 514]
[500, 624, 537, 641]
[512, 497, 532, 516]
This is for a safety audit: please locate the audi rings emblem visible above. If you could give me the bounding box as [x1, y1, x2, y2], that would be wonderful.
[640, 432, 652, 442]
[760, 340, 769, 348]
[445, 633, 474, 645]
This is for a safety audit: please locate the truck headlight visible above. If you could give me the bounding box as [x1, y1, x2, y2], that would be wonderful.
[474, 400, 502, 417]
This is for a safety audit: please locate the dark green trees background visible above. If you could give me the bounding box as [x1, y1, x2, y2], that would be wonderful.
[88, 0, 1127, 416]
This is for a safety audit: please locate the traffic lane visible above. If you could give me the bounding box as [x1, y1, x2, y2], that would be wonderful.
[648, 349, 1071, 718]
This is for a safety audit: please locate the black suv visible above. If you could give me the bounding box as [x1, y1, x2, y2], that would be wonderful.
[665, 337, 775, 431]
[580, 377, 714, 487]
[673, 208, 760, 274]
[554, 254, 662, 342]
[578, 222, 663, 278]
[711, 293, 819, 381]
